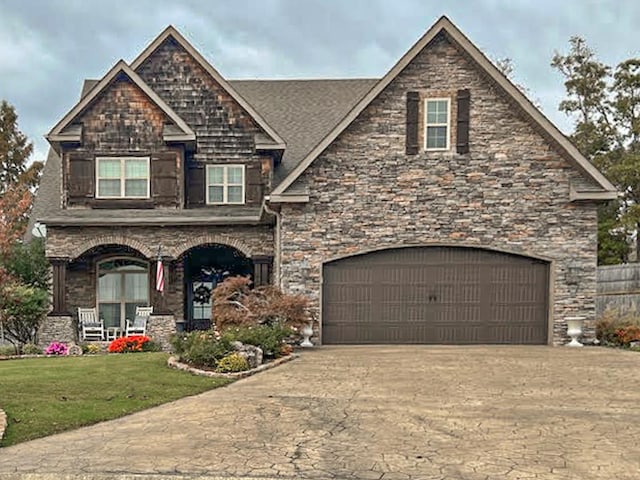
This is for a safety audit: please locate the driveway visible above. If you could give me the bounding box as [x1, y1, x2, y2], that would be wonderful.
[0, 346, 639, 480]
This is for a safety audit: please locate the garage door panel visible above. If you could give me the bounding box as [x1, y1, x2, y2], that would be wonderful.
[322, 247, 549, 345]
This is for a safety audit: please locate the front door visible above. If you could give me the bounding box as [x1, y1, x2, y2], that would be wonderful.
[183, 244, 253, 331]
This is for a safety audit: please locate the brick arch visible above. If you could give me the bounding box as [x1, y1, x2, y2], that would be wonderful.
[173, 235, 253, 259]
[70, 235, 156, 260]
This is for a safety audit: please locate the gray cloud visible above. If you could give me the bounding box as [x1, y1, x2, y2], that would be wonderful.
[1, 0, 639, 162]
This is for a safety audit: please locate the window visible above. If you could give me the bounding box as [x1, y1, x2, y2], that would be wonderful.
[424, 98, 450, 150]
[206, 165, 245, 204]
[97, 258, 149, 329]
[96, 157, 150, 198]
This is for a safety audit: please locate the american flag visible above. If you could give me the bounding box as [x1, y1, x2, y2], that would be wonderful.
[156, 249, 164, 294]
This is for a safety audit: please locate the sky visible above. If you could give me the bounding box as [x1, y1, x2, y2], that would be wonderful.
[1, 0, 640, 163]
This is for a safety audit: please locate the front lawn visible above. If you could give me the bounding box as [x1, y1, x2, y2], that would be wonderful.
[0, 353, 232, 446]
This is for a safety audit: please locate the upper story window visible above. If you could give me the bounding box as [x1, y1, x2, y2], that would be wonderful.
[206, 165, 245, 204]
[96, 157, 150, 198]
[424, 98, 450, 151]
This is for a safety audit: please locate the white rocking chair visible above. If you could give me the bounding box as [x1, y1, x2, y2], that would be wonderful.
[78, 307, 104, 341]
[125, 306, 153, 337]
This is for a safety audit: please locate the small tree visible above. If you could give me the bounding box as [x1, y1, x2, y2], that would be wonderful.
[0, 281, 48, 351]
[212, 276, 311, 330]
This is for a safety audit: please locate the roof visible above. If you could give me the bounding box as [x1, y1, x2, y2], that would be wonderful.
[271, 15, 617, 198]
[31, 18, 616, 232]
[47, 60, 195, 144]
[32, 78, 376, 227]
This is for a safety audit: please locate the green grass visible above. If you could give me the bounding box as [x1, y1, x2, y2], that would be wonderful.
[0, 353, 232, 446]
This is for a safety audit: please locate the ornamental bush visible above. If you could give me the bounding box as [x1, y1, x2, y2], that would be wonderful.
[45, 342, 68, 355]
[221, 322, 293, 357]
[170, 330, 233, 368]
[21, 343, 42, 355]
[216, 352, 249, 373]
[596, 310, 640, 346]
[108, 335, 157, 353]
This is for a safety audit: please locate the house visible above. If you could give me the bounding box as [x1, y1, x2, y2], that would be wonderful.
[31, 16, 616, 348]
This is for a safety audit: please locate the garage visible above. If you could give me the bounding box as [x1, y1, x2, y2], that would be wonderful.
[321, 246, 549, 344]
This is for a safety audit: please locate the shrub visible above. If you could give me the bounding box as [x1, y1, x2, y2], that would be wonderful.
[616, 325, 640, 345]
[108, 335, 157, 353]
[212, 276, 312, 330]
[221, 322, 293, 357]
[45, 342, 68, 355]
[596, 310, 640, 346]
[170, 330, 233, 368]
[216, 352, 249, 373]
[0, 281, 48, 348]
[82, 343, 102, 355]
[21, 343, 42, 355]
[0, 345, 16, 356]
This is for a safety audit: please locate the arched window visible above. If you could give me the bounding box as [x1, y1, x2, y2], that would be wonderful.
[97, 258, 149, 329]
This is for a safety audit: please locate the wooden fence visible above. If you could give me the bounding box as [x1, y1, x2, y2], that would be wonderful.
[597, 264, 640, 317]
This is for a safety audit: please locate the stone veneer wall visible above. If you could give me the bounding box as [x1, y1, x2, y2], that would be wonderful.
[279, 33, 599, 345]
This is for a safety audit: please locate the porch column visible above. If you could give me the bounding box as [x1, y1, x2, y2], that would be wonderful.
[50, 258, 70, 315]
[252, 255, 274, 287]
[150, 256, 173, 314]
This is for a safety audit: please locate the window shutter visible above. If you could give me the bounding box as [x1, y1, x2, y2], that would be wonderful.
[245, 163, 263, 205]
[406, 91, 420, 155]
[456, 89, 470, 154]
[252, 256, 273, 286]
[68, 152, 94, 204]
[151, 152, 178, 206]
[186, 161, 205, 207]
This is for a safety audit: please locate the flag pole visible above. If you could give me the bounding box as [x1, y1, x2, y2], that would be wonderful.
[156, 245, 165, 313]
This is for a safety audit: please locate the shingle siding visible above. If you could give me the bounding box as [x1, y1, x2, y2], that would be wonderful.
[135, 38, 270, 208]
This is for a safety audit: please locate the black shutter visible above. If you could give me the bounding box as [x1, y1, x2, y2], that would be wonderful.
[68, 152, 94, 204]
[252, 256, 273, 286]
[245, 163, 263, 206]
[406, 91, 420, 155]
[186, 162, 205, 207]
[151, 151, 178, 206]
[456, 89, 470, 154]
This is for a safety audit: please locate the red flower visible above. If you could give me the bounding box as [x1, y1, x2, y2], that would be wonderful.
[108, 335, 152, 353]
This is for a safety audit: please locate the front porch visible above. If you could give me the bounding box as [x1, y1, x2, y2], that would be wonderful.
[40, 226, 274, 349]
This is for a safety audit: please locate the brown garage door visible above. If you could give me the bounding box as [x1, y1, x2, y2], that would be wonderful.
[322, 247, 549, 344]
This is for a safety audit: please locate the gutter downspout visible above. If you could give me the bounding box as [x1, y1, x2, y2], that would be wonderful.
[263, 197, 281, 288]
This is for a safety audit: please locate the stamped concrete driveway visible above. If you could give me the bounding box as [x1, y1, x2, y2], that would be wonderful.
[1, 346, 639, 480]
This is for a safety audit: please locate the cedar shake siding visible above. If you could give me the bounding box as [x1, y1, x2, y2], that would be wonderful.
[278, 32, 600, 345]
[63, 74, 182, 208]
[135, 37, 270, 209]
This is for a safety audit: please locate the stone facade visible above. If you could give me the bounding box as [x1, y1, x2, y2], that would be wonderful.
[279, 34, 599, 345]
[47, 224, 274, 326]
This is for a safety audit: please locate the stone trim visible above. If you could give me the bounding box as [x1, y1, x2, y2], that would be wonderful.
[172, 234, 254, 258]
[69, 234, 156, 259]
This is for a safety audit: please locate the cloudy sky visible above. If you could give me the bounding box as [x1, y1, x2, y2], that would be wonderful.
[1, 0, 640, 162]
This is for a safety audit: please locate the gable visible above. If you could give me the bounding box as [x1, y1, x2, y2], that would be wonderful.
[131, 27, 284, 150]
[271, 16, 616, 201]
[47, 61, 194, 146]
